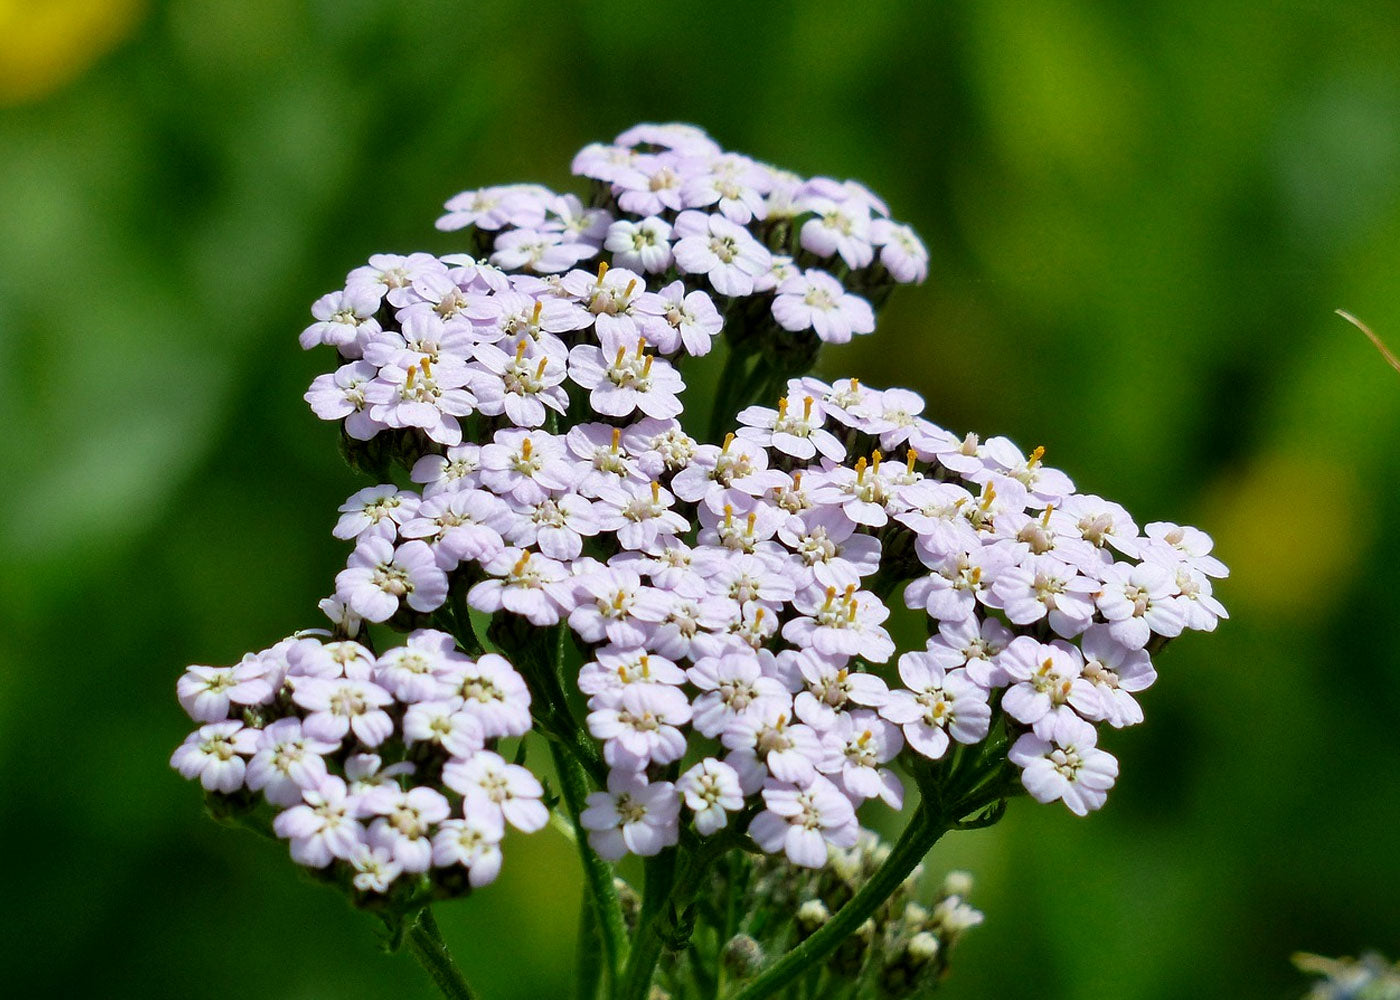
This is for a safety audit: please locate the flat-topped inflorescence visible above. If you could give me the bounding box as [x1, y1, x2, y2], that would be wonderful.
[172, 124, 1227, 962]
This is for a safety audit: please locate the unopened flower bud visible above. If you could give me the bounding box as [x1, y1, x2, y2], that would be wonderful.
[908, 931, 941, 964]
[721, 935, 765, 980]
[902, 901, 929, 929]
[942, 870, 974, 897]
[796, 899, 831, 931]
[614, 877, 641, 930]
[932, 896, 984, 936]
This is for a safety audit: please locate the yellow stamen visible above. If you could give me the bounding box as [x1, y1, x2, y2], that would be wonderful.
[610, 427, 621, 451]
[405, 365, 417, 388]
[521, 438, 533, 460]
[642, 355, 653, 377]
[612, 591, 626, 610]
[824, 585, 837, 609]
[650, 481, 660, 504]
[535, 357, 547, 379]
[724, 503, 734, 527]
[803, 396, 814, 420]
[843, 583, 857, 603]
[531, 300, 542, 324]
[969, 566, 983, 585]
[792, 471, 802, 489]
[849, 378, 860, 392]
[777, 397, 788, 419]
[854, 456, 868, 483]
[613, 346, 627, 368]
[722, 432, 735, 453]
[624, 278, 637, 298]
[420, 357, 433, 380]
[515, 340, 528, 362]
[596, 260, 609, 284]
[745, 512, 756, 535]
[837, 668, 848, 682]
[635, 337, 647, 359]
[858, 730, 872, 746]
[1041, 504, 1055, 527]
[1028, 445, 1045, 468]
[907, 449, 917, 473]
[639, 655, 650, 676]
[871, 449, 883, 472]
[512, 551, 531, 575]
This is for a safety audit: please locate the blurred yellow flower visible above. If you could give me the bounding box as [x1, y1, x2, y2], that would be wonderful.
[0, 0, 146, 106]
[1202, 449, 1366, 617]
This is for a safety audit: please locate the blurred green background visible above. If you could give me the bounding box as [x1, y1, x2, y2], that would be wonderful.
[3, 1, 1398, 997]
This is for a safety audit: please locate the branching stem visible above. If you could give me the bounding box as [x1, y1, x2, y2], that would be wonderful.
[724, 803, 950, 1000]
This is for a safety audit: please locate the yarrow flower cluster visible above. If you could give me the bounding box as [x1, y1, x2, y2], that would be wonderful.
[173, 124, 1226, 998]
[173, 629, 540, 891]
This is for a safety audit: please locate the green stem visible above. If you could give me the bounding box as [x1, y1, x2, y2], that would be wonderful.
[725, 806, 950, 1000]
[576, 894, 604, 1000]
[620, 850, 681, 1000]
[406, 907, 476, 1000]
[550, 739, 629, 993]
[531, 622, 627, 991]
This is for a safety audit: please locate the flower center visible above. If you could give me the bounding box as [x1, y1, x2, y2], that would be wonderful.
[372, 563, 412, 596]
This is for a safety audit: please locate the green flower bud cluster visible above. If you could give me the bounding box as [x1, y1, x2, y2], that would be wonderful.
[681, 831, 981, 999]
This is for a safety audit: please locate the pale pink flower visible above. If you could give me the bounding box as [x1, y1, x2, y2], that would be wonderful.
[1009, 714, 1118, 816]
[671, 210, 772, 297]
[443, 751, 548, 832]
[677, 758, 745, 835]
[468, 548, 574, 626]
[170, 721, 259, 793]
[292, 677, 395, 747]
[771, 270, 875, 344]
[749, 775, 859, 868]
[335, 537, 449, 622]
[633, 280, 723, 356]
[580, 771, 681, 860]
[567, 330, 685, 420]
[432, 815, 505, 886]
[817, 710, 905, 808]
[272, 775, 364, 867]
[361, 786, 451, 872]
[880, 651, 991, 760]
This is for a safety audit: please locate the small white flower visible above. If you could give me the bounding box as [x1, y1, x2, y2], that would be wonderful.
[580, 771, 680, 860]
[1009, 714, 1118, 816]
